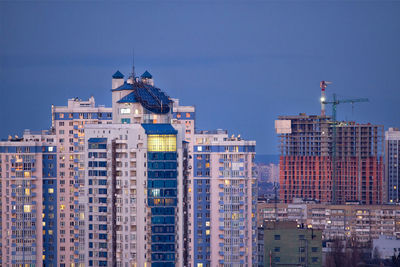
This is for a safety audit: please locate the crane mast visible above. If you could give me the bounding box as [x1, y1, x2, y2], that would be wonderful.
[320, 83, 369, 204]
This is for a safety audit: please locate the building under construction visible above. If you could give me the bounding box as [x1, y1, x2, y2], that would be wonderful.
[276, 112, 384, 204]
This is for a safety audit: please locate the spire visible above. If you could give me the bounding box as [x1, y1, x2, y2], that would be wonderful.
[132, 48, 136, 83]
[112, 70, 124, 79]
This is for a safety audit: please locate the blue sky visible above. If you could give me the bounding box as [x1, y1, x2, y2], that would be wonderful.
[1, 1, 399, 154]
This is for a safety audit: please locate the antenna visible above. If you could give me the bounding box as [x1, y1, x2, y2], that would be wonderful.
[132, 48, 136, 83]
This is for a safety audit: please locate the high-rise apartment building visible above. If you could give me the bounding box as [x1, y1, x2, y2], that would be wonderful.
[385, 128, 400, 203]
[276, 114, 384, 204]
[52, 96, 112, 266]
[191, 130, 257, 267]
[0, 131, 57, 266]
[82, 70, 188, 266]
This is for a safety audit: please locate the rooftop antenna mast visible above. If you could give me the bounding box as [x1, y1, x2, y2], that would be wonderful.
[132, 49, 136, 83]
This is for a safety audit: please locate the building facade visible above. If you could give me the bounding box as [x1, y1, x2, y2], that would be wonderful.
[258, 202, 400, 244]
[0, 131, 56, 266]
[386, 128, 400, 203]
[262, 221, 322, 267]
[191, 131, 257, 267]
[52, 96, 112, 266]
[276, 114, 384, 204]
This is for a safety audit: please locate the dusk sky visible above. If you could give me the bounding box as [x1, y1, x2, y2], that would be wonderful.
[1, 1, 399, 154]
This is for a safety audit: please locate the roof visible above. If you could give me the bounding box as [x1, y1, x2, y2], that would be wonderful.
[88, 138, 107, 143]
[141, 71, 152, 79]
[117, 92, 138, 103]
[113, 81, 134, 91]
[112, 70, 124, 79]
[112, 81, 171, 114]
[134, 83, 171, 114]
[142, 124, 177, 135]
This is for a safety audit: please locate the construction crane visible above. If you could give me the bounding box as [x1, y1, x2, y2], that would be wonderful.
[320, 82, 369, 204]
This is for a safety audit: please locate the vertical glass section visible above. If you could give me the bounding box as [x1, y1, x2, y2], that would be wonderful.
[148, 142, 177, 267]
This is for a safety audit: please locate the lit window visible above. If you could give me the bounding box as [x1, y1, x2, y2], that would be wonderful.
[24, 205, 31, 213]
[49, 230, 53, 235]
[205, 221, 210, 227]
[24, 171, 30, 178]
[60, 204, 65, 210]
[48, 146, 53, 152]
[224, 179, 230, 185]
[197, 146, 202, 152]
[48, 188, 54, 194]
[43, 222, 46, 226]
[206, 230, 210, 235]
[25, 188, 30, 196]
[186, 113, 191, 118]
[147, 135, 176, 152]
[59, 113, 64, 118]
[120, 108, 131, 114]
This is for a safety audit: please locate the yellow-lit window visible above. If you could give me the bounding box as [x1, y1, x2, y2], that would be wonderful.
[24, 205, 31, 213]
[205, 163, 210, 168]
[42, 213, 45, 218]
[24, 171, 30, 178]
[197, 263, 203, 267]
[177, 113, 181, 118]
[60, 113, 64, 118]
[148, 135, 176, 152]
[25, 188, 30, 196]
[43, 255, 46, 260]
[80, 213, 85, 220]
[224, 179, 230, 185]
[48, 188, 54, 194]
[43, 222, 46, 226]
[186, 113, 191, 118]
[206, 230, 210, 235]
[70, 155, 74, 160]
[60, 204, 65, 210]
[205, 221, 210, 227]
[48, 230, 53, 235]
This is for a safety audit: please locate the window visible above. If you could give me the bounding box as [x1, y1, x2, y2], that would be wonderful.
[312, 247, 318, 252]
[121, 118, 131, 124]
[274, 235, 280, 240]
[274, 247, 280, 252]
[312, 257, 318, 263]
[59, 122, 64, 126]
[274, 257, 280, 262]
[120, 108, 131, 114]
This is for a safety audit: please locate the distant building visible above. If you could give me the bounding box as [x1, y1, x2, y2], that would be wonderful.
[262, 221, 322, 267]
[258, 202, 400, 244]
[385, 128, 400, 203]
[372, 235, 400, 259]
[275, 114, 384, 204]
